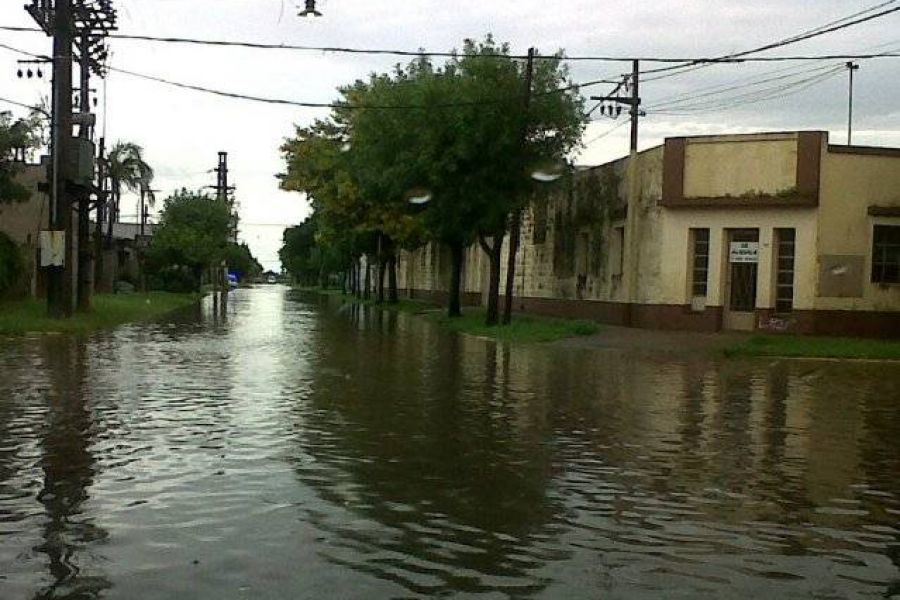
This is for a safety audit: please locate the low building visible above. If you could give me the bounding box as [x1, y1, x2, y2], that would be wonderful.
[0, 159, 51, 297]
[397, 131, 900, 337]
[0, 157, 154, 297]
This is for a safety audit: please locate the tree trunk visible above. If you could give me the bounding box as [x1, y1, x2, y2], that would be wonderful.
[502, 210, 522, 324]
[479, 233, 504, 326]
[93, 196, 105, 292]
[388, 254, 398, 304]
[377, 258, 385, 304]
[447, 240, 464, 318]
[363, 256, 371, 300]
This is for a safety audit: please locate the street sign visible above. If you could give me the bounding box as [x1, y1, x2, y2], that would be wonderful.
[729, 241, 759, 263]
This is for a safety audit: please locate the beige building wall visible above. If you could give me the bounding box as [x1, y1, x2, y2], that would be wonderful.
[0, 161, 50, 297]
[683, 134, 798, 198]
[394, 131, 899, 335]
[659, 208, 818, 310]
[816, 149, 900, 312]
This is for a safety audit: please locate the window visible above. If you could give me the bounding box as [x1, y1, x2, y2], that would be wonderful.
[774, 228, 795, 313]
[690, 228, 710, 298]
[872, 225, 900, 284]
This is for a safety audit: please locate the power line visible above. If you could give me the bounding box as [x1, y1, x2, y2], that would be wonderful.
[0, 94, 48, 115]
[641, 2, 900, 80]
[2, 28, 900, 64]
[0, 39, 618, 110]
[649, 68, 846, 115]
[583, 119, 630, 146]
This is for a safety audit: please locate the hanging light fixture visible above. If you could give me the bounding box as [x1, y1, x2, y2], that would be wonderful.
[298, 0, 322, 17]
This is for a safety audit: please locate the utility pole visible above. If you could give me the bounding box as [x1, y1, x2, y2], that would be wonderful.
[75, 30, 92, 311]
[630, 59, 640, 153]
[502, 46, 535, 325]
[846, 61, 859, 145]
[27, 0, 116, 316]
[94, 136, 106, 291]
[590, 59, 642, 153]
[47, 0, 75, 318]
[208, 151, 236, 303]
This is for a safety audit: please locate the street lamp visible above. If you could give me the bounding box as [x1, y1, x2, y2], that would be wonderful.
[298, 0, 322, 17]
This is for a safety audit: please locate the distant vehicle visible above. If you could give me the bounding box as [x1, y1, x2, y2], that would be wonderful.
[267, 275, 277, 284]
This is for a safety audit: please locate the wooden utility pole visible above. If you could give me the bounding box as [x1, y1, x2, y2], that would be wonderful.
[629, 59, 640, 153]
[502, 46, 535, 325]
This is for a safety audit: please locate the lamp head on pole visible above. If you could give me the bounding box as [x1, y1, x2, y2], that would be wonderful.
[298, 0, 323, 17]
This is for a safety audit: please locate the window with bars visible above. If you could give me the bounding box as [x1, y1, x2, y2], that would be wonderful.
[775, 228, 795, 313]
[872, 225, 900, 284]
[690, 228, 710, 298]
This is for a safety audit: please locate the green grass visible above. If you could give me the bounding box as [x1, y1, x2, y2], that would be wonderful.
[430, 308, 599, 343]
[725, 334, 900, 360]
[0, 292, 201, 336]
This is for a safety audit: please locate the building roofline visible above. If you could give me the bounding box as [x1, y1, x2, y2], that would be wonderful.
[828, 144, 900, 158]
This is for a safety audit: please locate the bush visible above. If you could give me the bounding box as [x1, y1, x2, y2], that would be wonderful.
[148, 264, 199, 293]
[0, 232, 24, 297]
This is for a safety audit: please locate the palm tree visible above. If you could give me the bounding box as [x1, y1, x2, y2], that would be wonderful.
[104, 141, 154, 243]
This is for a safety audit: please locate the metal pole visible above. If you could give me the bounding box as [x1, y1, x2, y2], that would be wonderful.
[76, 31, 92, 311]
[846, 62, 859, 145]
[630, 59, 640, 153]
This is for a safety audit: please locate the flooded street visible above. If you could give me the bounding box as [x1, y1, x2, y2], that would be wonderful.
[1, 286, 899, 599]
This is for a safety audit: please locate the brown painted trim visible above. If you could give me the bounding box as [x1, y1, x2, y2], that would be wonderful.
[829, 144, 900, 158]
[402, 289, 900, 339]
[795, 131, 823, 203]
[661, 195, 818, 209]
[868, 205, 900, 217]
[666, 130, 821, 142]
[661, 138, 686, 207]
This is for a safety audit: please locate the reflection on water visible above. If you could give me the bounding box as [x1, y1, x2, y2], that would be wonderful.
[1, 286, 898, 599]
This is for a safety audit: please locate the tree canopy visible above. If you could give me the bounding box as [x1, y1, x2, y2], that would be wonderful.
[0, 111, 43, 204]
[279, 35, 585, 318]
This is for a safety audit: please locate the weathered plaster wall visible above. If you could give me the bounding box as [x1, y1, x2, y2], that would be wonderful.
[659, 208, 818, 310]
[683, 134, 798, 198]
[816, 148, 900, 312]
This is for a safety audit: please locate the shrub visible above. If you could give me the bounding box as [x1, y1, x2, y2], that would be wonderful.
[0, 232, 23, 297]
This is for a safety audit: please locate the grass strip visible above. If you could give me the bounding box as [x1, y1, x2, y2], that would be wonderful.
[429, 308, 599, 343]
[0, 292, 200, 336]
[724, 334, 900, 360]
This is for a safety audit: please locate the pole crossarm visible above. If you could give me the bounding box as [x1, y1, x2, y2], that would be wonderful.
[25, 0, 117, 75]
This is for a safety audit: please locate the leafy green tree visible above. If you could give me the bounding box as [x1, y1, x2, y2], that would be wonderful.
[0, 232, 24, 297]
[146, 189, 232, 291]
[343, 37, 584, 321]
[0, 111, 42, 204]
[225, 242, 263, 282]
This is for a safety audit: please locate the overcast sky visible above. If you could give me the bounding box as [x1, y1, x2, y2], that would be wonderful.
[2, 0, 898, 270]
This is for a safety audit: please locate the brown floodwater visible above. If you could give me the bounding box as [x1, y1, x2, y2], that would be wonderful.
[1, 286, 898, 599]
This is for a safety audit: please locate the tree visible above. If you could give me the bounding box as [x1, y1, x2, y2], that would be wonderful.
[105, 141, 154, 242]
[225, 242, 263, 283]
[0, 110, 42, 204]
[279, 35, 583, 322]
[344, 37, 584, 322]
[145, 189, 232, 291]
